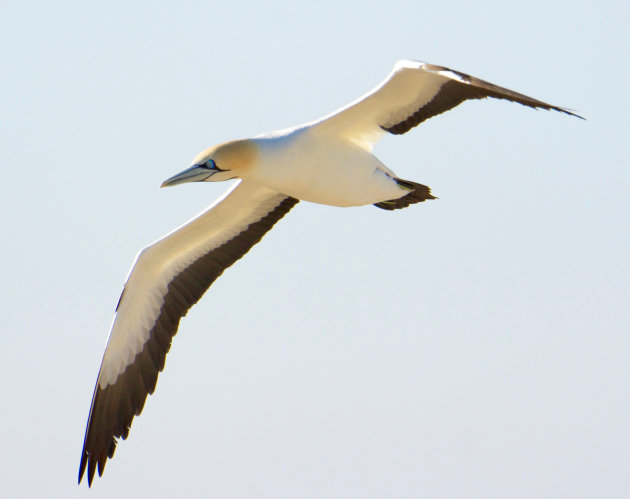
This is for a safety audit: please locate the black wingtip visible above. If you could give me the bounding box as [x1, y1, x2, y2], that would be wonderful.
[549, 105, 585, 120]
[78, 452, 90, 487]
[564, 108, 586, 120]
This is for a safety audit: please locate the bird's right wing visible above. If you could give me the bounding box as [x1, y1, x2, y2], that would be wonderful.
[79, 180, 298, 485]
[309, 60, 581, 150]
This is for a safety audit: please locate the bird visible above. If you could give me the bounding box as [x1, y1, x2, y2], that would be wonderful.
[78, 60, 581, 485]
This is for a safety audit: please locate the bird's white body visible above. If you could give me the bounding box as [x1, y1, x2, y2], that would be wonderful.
[248, 127, 403, 206]
[79, 59, 580, 486]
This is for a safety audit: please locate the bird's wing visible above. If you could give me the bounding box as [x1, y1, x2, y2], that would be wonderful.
[310, 60, 581, 150]
[79, 180, 298, 485]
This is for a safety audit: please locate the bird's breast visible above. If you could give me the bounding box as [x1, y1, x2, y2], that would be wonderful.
[246, 132, 405, 207]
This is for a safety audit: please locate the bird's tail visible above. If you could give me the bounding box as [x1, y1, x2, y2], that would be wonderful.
[373, 178, 437, 210]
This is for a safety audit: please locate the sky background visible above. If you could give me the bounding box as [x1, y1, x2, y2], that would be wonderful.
[2, 1, 628, 497]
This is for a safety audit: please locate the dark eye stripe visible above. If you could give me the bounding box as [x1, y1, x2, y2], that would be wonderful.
[206, 159, 226, 172]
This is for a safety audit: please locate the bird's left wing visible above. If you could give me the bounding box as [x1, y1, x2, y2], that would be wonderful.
[79, 180, 298, 485]
[310, 60, 581, 150]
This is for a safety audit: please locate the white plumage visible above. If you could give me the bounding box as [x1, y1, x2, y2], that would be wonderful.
[79, 60, 580, 485]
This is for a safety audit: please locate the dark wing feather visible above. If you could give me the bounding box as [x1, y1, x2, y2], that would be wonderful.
[79, 191, 298, 485]
[382, 64, 583, 135]
[311, 60, 581, 149]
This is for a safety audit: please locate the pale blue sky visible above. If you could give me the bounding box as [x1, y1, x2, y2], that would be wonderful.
[2, 1, 628, 498]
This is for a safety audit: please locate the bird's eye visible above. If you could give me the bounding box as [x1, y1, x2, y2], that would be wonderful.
[206, 159, 226, 172]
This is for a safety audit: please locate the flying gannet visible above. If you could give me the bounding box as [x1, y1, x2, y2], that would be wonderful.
[79, 60, 581, 485]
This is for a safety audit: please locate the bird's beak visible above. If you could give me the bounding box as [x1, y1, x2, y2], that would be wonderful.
[160, 164, 217, 187]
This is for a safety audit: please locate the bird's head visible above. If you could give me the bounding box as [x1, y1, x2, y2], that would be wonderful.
[161, 139, 257, 187]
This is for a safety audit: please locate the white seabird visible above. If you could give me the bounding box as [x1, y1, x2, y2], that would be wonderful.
[79, 60, 581, 485]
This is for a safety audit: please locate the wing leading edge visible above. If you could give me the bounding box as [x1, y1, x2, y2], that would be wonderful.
[311, 60, 582, 149]
[79, 181, 298, 485]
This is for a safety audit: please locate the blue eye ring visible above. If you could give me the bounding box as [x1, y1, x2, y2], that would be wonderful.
[203, 159, 226, 172]
[197, 159, 227, 172]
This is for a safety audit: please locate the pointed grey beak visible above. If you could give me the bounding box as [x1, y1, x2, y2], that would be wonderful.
[160, 164, 216, 187]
